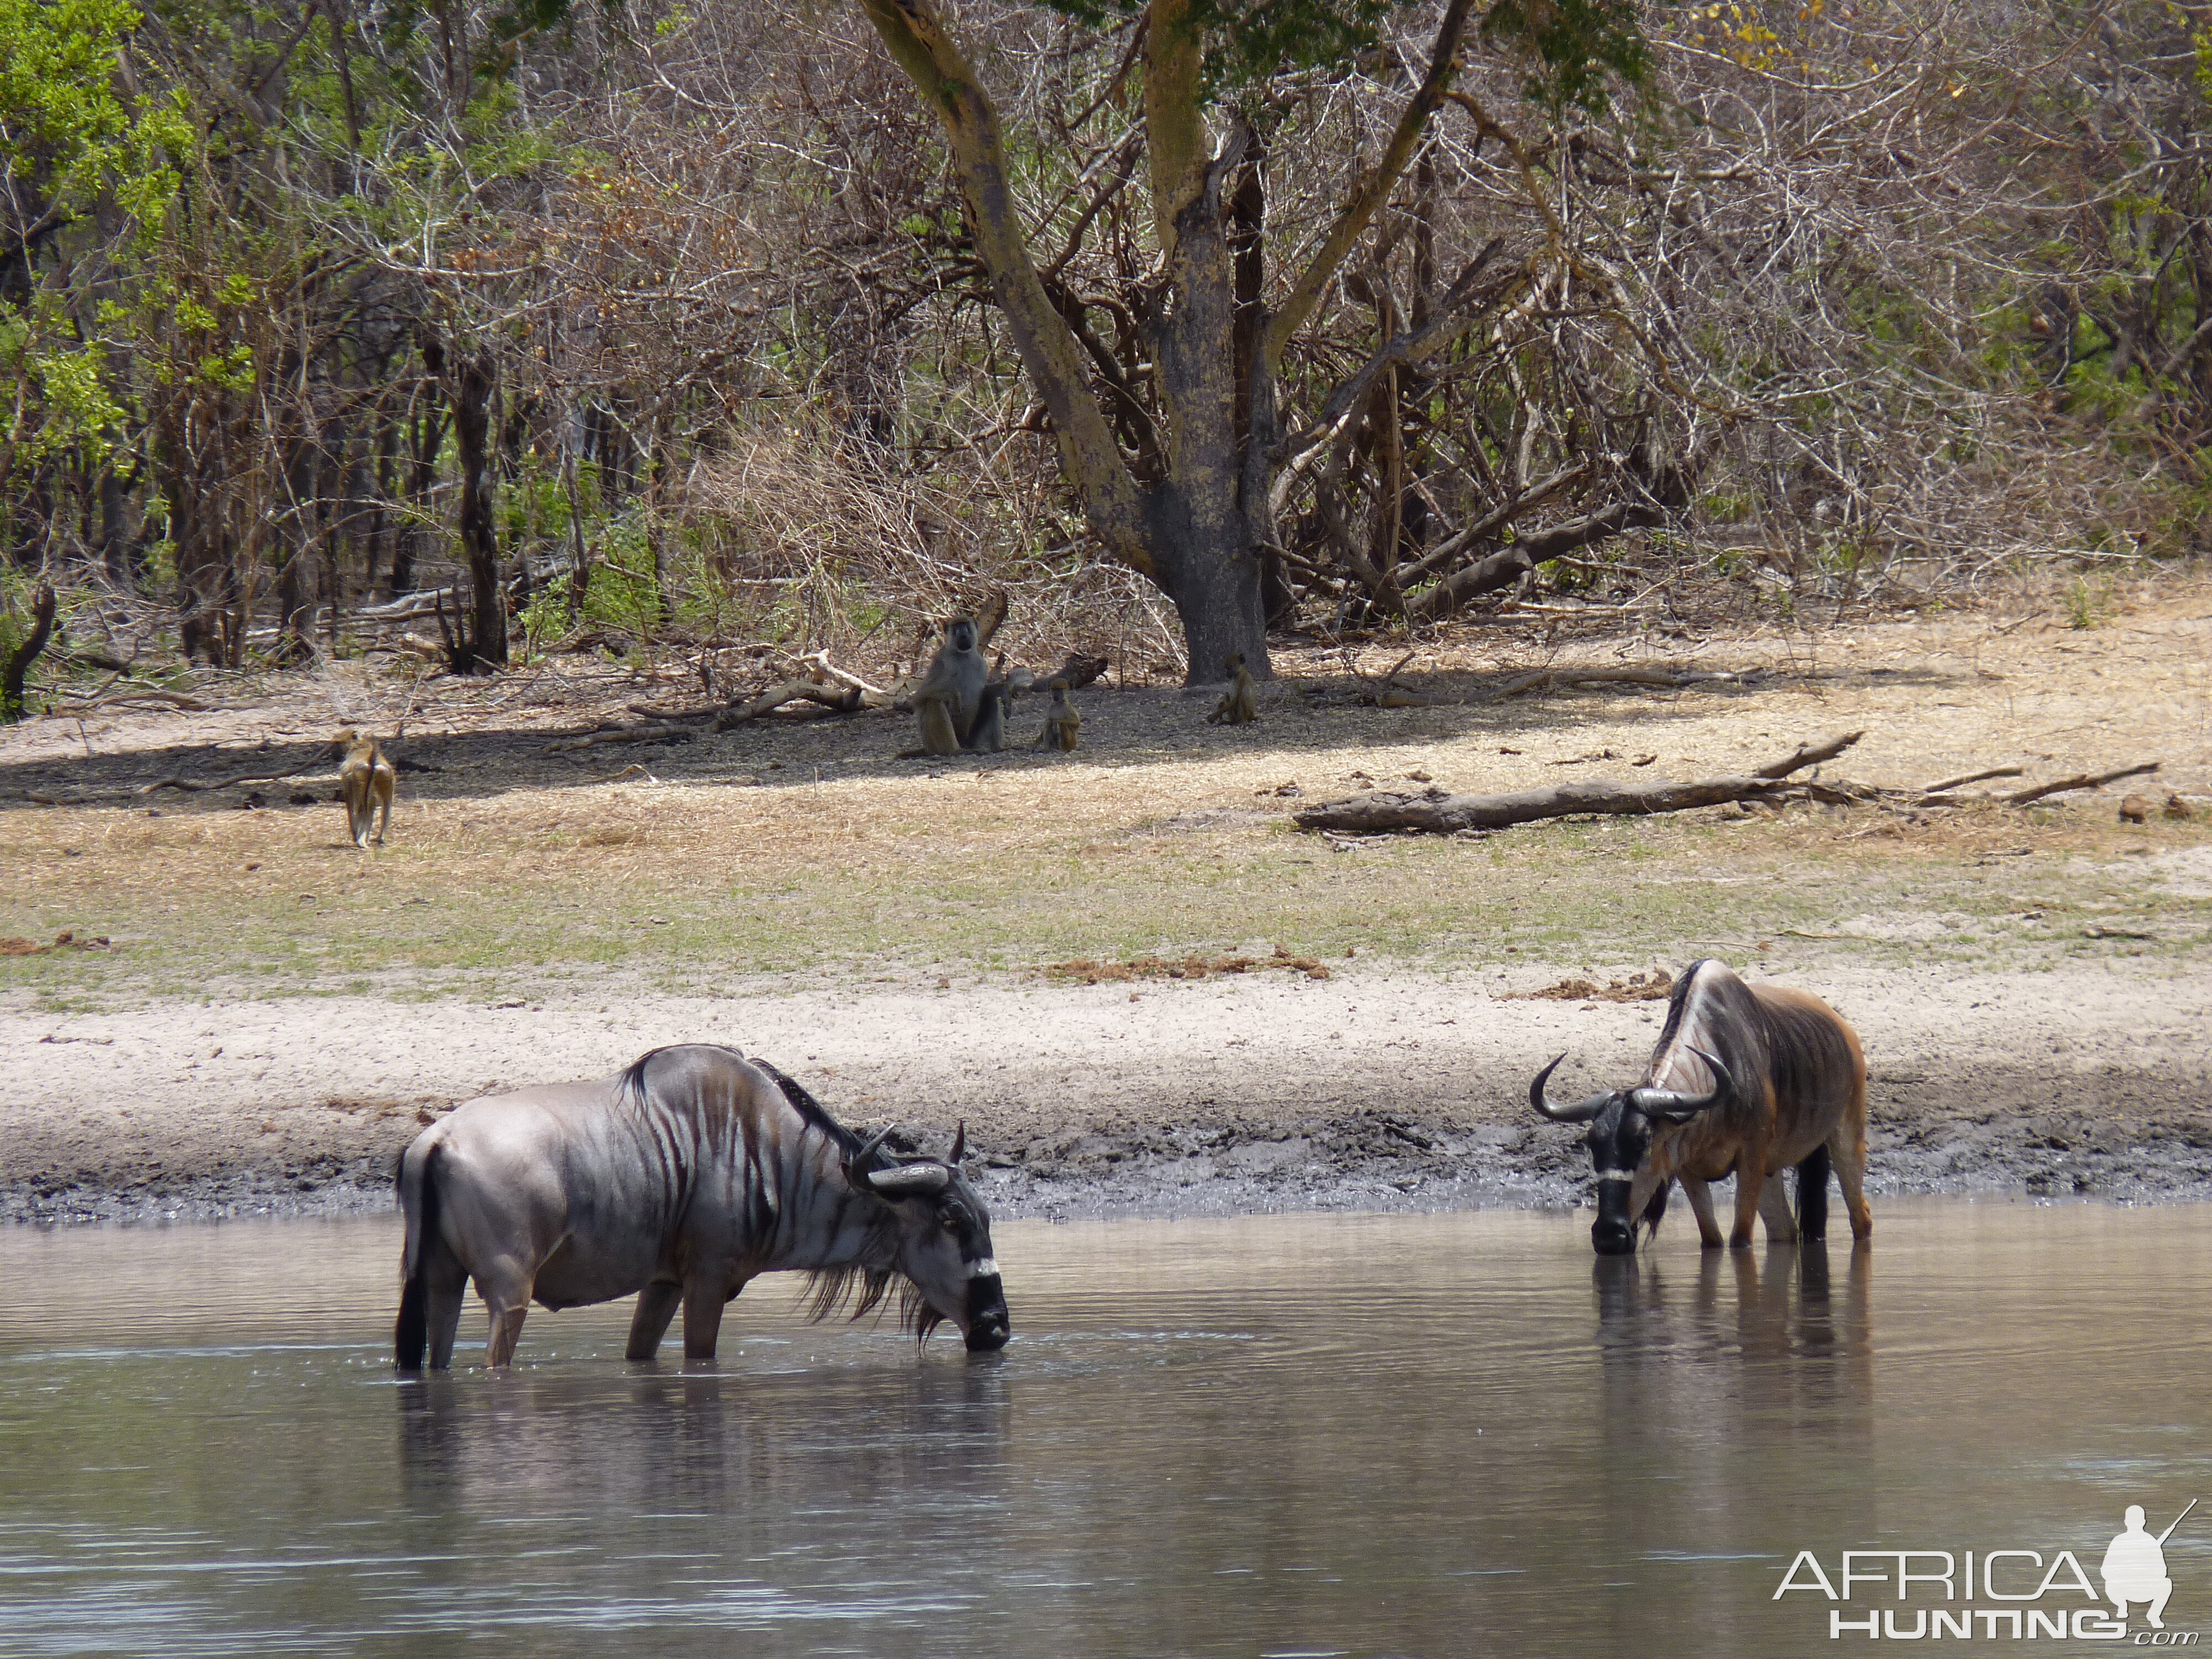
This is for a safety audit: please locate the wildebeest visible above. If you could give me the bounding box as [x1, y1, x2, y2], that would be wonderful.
[393, 1044, 1011, 1369]
[1528, 961, 1872, 1256]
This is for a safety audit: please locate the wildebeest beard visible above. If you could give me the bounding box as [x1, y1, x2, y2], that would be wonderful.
[801, 1255, 953, 1344]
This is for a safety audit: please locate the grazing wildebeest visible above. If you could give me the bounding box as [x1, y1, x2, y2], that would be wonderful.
[1528, 960, 1872, 1256]
[393, 1044, 1011, 1369]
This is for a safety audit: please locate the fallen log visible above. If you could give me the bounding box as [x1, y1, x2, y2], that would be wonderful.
[544, 722, 697, 755]
[712, 679, 865, 729]
[1292, 733, 1866, 835]
[2006, 761, 2159, 807]
[1498, 664, 1752, 697]
[60, 687, 209, 713]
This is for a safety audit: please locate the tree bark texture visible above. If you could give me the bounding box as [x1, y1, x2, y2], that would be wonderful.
[2, 580, 56, 721]
[422, 335, 508, 671]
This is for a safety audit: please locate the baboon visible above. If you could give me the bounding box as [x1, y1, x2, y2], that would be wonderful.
[967, 682, 1009, 753]
[2119, 794, 2151, 825]
[913, 617, 986, 756]
[1035, 679, 1081, 752]
[2165, 793, 2195, 821]
[1207, 653, 1258, 726]
[337, 730, 396, 847]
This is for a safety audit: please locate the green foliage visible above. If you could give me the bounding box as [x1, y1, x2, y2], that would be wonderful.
[514, 585, 573, 660]
[0, 565, 39, 663]
[1481, 0, 1656, 113]
[2064, 575, 2114, 630]
[1037, 0, 1392, 92]
[581, 528, 662, 636]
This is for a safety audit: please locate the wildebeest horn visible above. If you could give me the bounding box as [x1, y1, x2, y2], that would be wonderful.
[867, 1162, 951, 1196]
[1528, 1053, 1611, 1123]
[1629, 1045, 1731, 1118]
[950, 1121, 966, 1164]
[849, 1125, 894, 1176]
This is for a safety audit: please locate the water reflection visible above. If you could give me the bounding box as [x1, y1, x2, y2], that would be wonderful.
[1, 1203, 2208, 1658]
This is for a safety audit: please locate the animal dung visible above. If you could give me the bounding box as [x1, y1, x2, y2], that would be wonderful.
[1502, 971, 1676, 1004]
[0, 931, 111, 957]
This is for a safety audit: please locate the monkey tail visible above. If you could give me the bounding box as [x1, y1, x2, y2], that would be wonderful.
[1795, 1142, 1830, 1241]
[394, 1138, 442, 1370]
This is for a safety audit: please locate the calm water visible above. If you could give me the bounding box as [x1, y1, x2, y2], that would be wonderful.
[0, 1202, 2206, 1657]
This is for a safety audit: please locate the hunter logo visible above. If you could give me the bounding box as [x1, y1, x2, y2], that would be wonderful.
[1775, 1501, 2199, 1642]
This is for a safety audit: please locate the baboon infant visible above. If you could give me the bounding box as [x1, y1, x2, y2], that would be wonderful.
[967, 681, 1009, 753]
[335, 728, 396, 847]
[1036, 679, 1081, 751]
[1207, 653, 1258, 726]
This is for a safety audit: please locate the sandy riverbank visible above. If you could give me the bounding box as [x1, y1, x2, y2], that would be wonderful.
[6, 958, 2207, 1225]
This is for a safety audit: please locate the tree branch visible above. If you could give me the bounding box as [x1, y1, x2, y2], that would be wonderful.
[1263, 0, 1481, 374]
[856, 0, 1154, 577]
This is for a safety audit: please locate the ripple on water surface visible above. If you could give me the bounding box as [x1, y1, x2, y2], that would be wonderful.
[0, 1201, 2206, 1657]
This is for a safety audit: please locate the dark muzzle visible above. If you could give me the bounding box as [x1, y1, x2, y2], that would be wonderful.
[1590, 1172, 1638, 1256]
[964, 1274, 1010, 1352]
[1591, 1215, 1636, 1255]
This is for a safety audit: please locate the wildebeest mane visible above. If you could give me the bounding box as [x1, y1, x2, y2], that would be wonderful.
[615, 1045, 863, 1152]
[1651, 960, 1710, 1058]
[752, 1059, 862, 1154]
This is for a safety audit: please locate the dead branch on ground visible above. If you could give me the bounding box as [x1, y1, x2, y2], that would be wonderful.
[544, 722, 698, 754]
[1293, 733, 1867, 834]
[2005, 761, 2159, 806]
[1498, 664, 1757, 697]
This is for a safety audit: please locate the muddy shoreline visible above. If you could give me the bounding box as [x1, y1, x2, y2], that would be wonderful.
[8, 1026, 2203, 1239]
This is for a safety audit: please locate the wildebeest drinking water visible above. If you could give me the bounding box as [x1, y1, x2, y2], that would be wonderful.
[1528, 960, 1872, 1256]
[393, 1044, 1011, 1369]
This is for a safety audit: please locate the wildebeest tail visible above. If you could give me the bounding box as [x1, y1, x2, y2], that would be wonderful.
[394, 1138, 441, 1369]
[1796, 1142, 1830, 1241]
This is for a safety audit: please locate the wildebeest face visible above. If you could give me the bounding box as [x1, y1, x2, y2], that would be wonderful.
[1528, 1051, 1729, 1256]
[849, 1129, 1010, 1351]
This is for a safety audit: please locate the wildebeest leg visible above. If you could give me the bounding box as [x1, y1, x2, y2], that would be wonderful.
[425, 1254, 468, 1371]
[1830, 1121, 1874, 1240]
[1728, 1161, 1765, 1249]
[682, 1276, 735, 1361]
[1678, 1177, 1726, 1248]
[1757, 1174, 1799, 1245]
[477, 1263, 536, 1368]
[627, 1281, 682, 1361]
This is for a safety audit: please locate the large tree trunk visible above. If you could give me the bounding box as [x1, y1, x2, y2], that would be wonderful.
[421, 335, 507, 672]
[857, 0, 1477, 684]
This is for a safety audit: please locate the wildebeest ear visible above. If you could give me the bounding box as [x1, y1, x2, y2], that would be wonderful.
[866, 1162, 951, 1198]
[847, 1125, 894, 1181]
